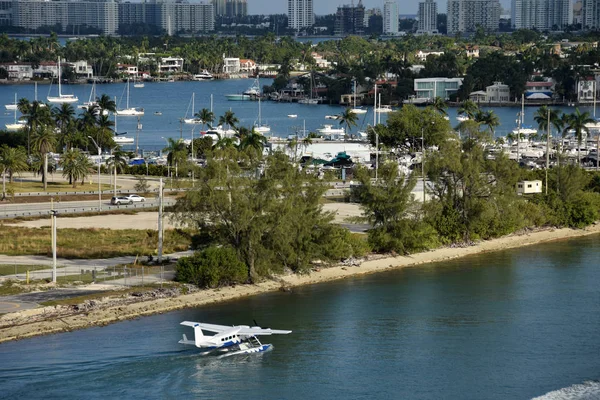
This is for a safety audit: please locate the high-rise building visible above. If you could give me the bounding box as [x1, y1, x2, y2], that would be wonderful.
[334, 0, 366, 35]
[383, 0, 399, 34]
[363, 7, 381, 27]
[447, 0, 500, 34]
[511, 0, 571, 30]
[12, 0, 119, 35]
[212, 0, 226, 16]
[0, 0, 12, 27]
[160, 1, 214, 34]
[581, 0, 600, 29]
[418, 0, 438, 34]
[288, 0, 314, 30]
[225, 0, 247, 17]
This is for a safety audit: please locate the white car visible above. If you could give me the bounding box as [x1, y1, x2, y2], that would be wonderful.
[124, 194, 146, 203]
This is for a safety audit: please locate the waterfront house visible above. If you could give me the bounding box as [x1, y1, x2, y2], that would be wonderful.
[223, 57, 241, 74]
[517, 180, 542, 195]
[469, 90, 487, 103]
[486, 82, 510, 103]
[239, 59, 256, 73]
[525, 81, 554, 99]
[0, 62, 34, 80]
[413, 77, 463, 101]
[158, 57, 184, 74]
[117, 64, 138, 76]
[577, 77, 595, 103]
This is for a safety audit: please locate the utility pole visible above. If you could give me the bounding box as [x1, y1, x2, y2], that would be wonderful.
[88, 136, 102, 211]
[136, 116, 141, 157]
[546, 108, 550, 195]
[50, 202, 57, 283]
[157, 177, 164, 264]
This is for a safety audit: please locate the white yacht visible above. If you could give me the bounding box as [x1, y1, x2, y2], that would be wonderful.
[193, 70, 214, 80]
[184, 93, 202, 124]
[375, 105, 393, 113]
[253, 96, 270, 134]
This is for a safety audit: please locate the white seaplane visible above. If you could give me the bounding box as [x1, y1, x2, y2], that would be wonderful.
[179, 321, 292, 357]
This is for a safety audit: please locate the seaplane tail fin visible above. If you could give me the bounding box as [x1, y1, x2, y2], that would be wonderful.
[194, 325, 204, 347]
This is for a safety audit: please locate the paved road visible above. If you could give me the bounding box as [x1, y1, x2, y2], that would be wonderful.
[0, 198, 177, 218]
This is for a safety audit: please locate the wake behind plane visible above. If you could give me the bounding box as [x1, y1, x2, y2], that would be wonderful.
[179, 321, 292, 357]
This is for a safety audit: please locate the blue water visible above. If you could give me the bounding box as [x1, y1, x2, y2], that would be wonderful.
[1, 80, 595, 152]
[0, 235, 599, 399]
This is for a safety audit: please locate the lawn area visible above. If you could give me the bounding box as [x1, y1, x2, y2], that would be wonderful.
[0, 227, 192, 259]
[39, 284, 176, 307]
[8, 180, 113, 194]
[0, 265, 50, 276]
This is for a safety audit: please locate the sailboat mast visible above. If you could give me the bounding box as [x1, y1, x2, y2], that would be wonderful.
[13, 93, 17, 123]
[258, 95, 261, 125]
[373, 82, 377, 126]
[126, 79, 130, 109]
[114, 96, 118, 133]
[57, 57, 62, 97]
[210, 94, 213, 113]
[34, 82, 38, 101]
[354, 80, 356, 108]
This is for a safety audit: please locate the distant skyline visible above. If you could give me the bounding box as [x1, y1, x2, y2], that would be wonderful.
[247, 0, 512, 15]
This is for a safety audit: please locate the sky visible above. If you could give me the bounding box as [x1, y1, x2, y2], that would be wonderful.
[247, 0, 513, 16]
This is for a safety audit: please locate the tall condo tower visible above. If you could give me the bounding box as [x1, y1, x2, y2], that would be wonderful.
[511, 0, 572, 30]
[418, 0, 439, 34]
[447, 0, 500, 34]
[288, 0, 315, 30]
[383, 0, 399, 34]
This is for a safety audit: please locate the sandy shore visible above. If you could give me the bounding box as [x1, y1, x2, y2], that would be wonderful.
[1, 223, 599, 343]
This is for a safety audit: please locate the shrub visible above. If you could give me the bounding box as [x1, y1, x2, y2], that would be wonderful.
[175, 246, 247, 288]
[368, 219, 440, 254]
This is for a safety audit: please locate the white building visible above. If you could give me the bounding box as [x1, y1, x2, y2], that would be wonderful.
[223, 57, 241, 74]
[447, 0, 501, 34]
[578, 78, 595, 102]
[158, 57, 184, 74]
[418, 0, 438, 34]
[415, 50, 444, 61]
[414, 77, 464, 101]
[383, 0, 399, 34]
[517, 180, 542, 195]
[11, 0, 118, 35]
[486, 81, 510, 102]
[288, 0, 314, 30]
[511, 0, 572, 30]
[117, 64, 139, 76]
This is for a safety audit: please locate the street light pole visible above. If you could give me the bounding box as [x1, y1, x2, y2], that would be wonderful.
[422, 126, 425, 204]
[50, 201, 57, 283]
[88, 136, 102, 211]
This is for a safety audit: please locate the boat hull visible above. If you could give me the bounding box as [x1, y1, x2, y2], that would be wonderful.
[225, 94, 252, 101]
[47, 96, 78, 104]
[116, 108, 144, 116]
[5, 123, 25, 131]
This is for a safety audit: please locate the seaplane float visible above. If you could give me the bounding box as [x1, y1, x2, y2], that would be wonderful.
[179, 321, 292, 357]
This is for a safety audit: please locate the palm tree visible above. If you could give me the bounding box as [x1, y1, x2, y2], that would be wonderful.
[338, 108, 358, 137]
[478, 110, 500, 136]
[107, 148, 128, 194]
[567, 108, 594, 165]
[60, 148, 91, 188]
[31, 125, 57, 190]
[457, 99, 479, 119]
[218, 110, 239, 131]
[195, 108, 215, 131]
[302, 136, 313, 153]
[163, 138, 186, 178]
[238, 128, 267, 154]
[19, 99, 51, 156]
[0, 145, 28, 199]
[214, 136, 236, 150]
[431, 96, 448, 116]
[96, 94, 116, 114]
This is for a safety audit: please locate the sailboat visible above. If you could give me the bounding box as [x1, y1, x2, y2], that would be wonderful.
[116, 79, 144, 116]
[113, 100, 134, 144]
[5, 92, 17, 111]
[299, 72, 319, 105]
[350, 80, 367, 114]
[5, 93, 26, 131]
[133, 71, 144, 88]
[47, 57, 78, 104]
[253, 95, 270, 134]
[184, 93, 202, 124]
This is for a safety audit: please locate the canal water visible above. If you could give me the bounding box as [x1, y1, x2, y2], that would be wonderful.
[1, 80, 596, 152]
[0, 234, 599, 399]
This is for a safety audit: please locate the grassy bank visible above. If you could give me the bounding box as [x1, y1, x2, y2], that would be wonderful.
[0, 226, 191, 259]
[7, 180, 113, 193]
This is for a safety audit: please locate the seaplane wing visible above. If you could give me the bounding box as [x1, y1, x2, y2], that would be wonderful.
[236, 327, 292, 335]
[180, 321, 292, 335]
[180, 321, 234, 333]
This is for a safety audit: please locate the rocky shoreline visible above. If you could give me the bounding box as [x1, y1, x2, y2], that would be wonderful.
[1, 224, 599, 343]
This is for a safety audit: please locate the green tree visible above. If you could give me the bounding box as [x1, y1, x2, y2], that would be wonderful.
[31, 125, 57, 190]
[60, 148, 91, 188]
[338, 108, 358, 137]
[0, 145, 28, 199]
[218, 110, 239, 130]
[431, 96, 448, 116]
[567, 108, 594, 165]
[195, 108, 215, 131]
[457, 99, 479, 119]
[163, 138, 187, 178]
